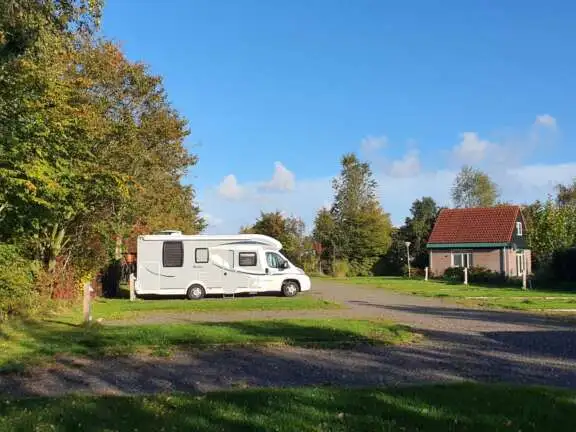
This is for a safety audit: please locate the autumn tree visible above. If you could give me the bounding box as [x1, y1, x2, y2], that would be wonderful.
[451, 165, 500, 208]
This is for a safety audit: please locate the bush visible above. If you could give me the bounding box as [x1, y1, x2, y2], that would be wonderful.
[0, 244, 39, 320]
[468, 266, 505, 284]
[332, 259, 350, 278]
[443, 266, 507, 285]
[348, 257, 379, 277]
[402, 265, 426, 279]
[551, 248, 576, 282]
[443, 266, 464, 282]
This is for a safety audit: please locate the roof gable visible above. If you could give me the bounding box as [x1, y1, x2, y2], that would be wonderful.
[428, 206, 521, 245]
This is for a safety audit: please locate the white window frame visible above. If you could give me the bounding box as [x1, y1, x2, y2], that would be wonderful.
[516, 221, 523, 236]
[451, 251, 472, 268]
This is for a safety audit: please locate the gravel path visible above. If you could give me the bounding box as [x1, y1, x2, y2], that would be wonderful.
[3, 280, 576, 396]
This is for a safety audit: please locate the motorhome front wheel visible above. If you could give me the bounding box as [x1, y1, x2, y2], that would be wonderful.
[282, 281, 299, 297]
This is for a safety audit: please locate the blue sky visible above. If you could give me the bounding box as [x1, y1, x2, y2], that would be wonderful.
[102, 0, 576, 233]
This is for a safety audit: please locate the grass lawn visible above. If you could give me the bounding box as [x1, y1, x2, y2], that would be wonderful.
[2, 384, 575, 431]
[329, 276, 576, 311]
[64, 294, 340, 321]
[0, 318, 415, 373]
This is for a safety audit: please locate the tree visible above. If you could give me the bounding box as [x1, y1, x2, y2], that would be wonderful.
[314, 153, 392, 275]
[527, 199, 576, 272]
[451, 165, 500, 208]
[402, 197, 439, 268]
[241, 211, 307, 265]
[556, 179, 576, 207]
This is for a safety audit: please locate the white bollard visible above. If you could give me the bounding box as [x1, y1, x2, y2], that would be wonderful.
[464, 267, 468, 285]
[425, 267, 429, 281]
[129, 273, 136, 301]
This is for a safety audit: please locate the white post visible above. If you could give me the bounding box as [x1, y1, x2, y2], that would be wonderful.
[129, 273, 136, 301]
[405, 241, 411, 278]
[83, 282, 92, 324]
[425, 267, 429, 281]
[464, 267, 468, 285]
[522, 251, 527, 290]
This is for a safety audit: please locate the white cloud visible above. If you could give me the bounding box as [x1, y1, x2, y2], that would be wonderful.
[217, 174, 244, 200]
[452, 132, 495, 165]
[262, 162, 296, 192]
[202, 213, 224, 228]
[201, 162, 576, 234]
[389, 149, 421, 178]
[534, 114, 557, 130]
[360, 135, 387, 153]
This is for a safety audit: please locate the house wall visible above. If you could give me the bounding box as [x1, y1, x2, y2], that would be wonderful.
[505, 248, 532, 277]
[471, 249, 502, 272]
[430, 248, 532, 277]
[429, 250, 452, 276]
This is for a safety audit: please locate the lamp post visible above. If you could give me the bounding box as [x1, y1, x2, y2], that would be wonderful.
[405, 241, 412, 278]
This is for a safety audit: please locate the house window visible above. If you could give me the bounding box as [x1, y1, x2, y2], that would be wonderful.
[452, 252, 472, 268]
[195, 248, 209, 264]
[238, 252, 257, 267]
[162, 241, 183, 267]
[516, 221, 523, 236]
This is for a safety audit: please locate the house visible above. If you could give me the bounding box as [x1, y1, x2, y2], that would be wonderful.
[426, 206, 531, 277]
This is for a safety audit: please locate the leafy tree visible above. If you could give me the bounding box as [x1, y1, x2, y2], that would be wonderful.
[556, 179, 576, 207]
[241, 211, 307, 265]
[451, 165, 500, 208]
[314, 153, 392, 275]
[526, 199, 576, 272]
[402, 197, 439, 268]
[0, 1, 204, 306]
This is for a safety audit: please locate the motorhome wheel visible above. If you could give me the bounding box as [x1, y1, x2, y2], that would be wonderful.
[187, 284, 206, 300]
[281, 280, 299, 297]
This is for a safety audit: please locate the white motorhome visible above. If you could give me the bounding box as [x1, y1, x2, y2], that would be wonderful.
[135, 231, 311, 299]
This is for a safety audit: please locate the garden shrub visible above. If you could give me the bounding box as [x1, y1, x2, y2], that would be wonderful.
[348, 257, 379, 277]
[332, 259, 350, 278]
[0, 244, 39, 320]
[443, 267, 464, 282]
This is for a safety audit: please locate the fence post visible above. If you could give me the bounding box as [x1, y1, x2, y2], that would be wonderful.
[129, 273, 136, 301]
[83, 281, 92, 324]
[464, 267, 468, 285]
[425, 267, 429, 281]
[522, 251, 527, 290]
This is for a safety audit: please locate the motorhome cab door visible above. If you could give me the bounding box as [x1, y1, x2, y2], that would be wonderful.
[259, 250, 289, 292]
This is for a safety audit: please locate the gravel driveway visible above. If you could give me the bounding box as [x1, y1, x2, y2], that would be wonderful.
[3, 280, 576, 396]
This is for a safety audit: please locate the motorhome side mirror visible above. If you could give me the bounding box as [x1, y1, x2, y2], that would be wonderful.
[281, 261, 289, 269]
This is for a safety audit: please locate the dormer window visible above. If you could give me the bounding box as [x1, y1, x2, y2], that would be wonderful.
[516, 221, 523, 236]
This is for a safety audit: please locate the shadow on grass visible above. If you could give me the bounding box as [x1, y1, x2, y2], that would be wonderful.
[1, 384, 576, 431]
[0, 318, 412, 374]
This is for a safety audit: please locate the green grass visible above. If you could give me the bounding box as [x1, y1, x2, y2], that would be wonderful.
[66, 294, 340, 321]
[2, 384, 575, 431]
[0, 318, 415, 373]
[329, 276, 576, 311]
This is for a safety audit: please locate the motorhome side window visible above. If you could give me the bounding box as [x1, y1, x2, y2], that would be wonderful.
[195, 248, 209, 264]
[238, 252, 257, 266]
[162, 241, 183, 267]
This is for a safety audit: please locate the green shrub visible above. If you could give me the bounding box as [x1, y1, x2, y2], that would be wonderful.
[443, 267, 464, 282]
[348, 257, 379, 277]
[332, 259, 350, 278]
[0, 244, 39, 320]
[468, 266, 505, 284]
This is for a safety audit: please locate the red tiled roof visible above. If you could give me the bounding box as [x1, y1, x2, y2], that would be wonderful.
[428, 206, 521, 244]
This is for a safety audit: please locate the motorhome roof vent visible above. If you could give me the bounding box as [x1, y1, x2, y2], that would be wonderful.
[155, 230, 182, 236]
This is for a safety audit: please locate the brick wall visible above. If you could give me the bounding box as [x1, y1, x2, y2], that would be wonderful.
[429, 250, 452, 276]
[472, 249, 502, 273]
